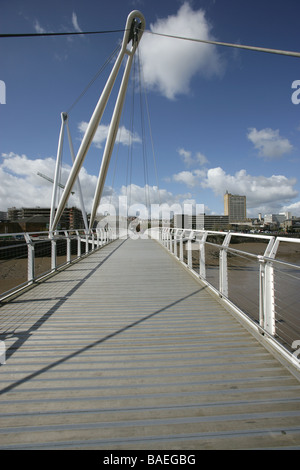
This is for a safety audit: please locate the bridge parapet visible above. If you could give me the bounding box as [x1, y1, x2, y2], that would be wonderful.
[158, 227, 300, 371]
[0, 228, 116, 300]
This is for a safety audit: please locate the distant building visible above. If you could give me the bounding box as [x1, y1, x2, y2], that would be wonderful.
[224, 191, 246, 222]
[264, 213, 291, 227]
[17, 215, 50, 232]
[7, 206, 86, 230]
[174, 214, 189, 229]
[281, 218, 300, 232]
[174, 214, 229, 231]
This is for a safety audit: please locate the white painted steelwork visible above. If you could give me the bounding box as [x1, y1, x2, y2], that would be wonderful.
[50, 11, 145, 233]
[0, 228, 115, 301]
[158, 227, 300, 370]
[1, 238, 300, 450]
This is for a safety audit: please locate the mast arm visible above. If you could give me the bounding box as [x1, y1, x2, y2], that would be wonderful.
[50, 10, 145, 232]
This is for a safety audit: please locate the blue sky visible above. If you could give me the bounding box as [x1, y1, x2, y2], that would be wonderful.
[1, 0, 300, 220]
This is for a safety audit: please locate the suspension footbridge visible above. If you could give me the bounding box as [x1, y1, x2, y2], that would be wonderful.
[1, 10, 300, 450]
[0, 231, 300, 450]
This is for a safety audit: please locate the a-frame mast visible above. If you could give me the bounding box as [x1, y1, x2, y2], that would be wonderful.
[50, 10, 145, 232]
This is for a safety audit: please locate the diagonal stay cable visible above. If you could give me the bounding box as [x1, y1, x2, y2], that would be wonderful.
[147, 31, 300, 58]
[67, 44, 121, 114]
[3, 26, 299, 58]
[137, 47, 161, 206]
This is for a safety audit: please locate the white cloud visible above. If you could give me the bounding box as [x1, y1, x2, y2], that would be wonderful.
[282, 200, 300, 217]
[202, 166, 298, 214]
[178, 148, 208, 167]
[172, 169, 205, 187]
[140, 2, 223, 99]
[116, 183, 195, 218]
[195, 152, 209, 166]
[0, 153, 195, 219]
[34, 20, 47, 34]
[0, 152, 99, 213]
[167, 164, 299, 215]
[71, 12, 82, 33]
[178, 148, 193, 167]
[78, 122, 141, 149]
[247, 127, 293, 159]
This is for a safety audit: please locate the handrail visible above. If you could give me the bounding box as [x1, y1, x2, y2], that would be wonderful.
[0, 228, 117, 301]
[157, 227, 300, 371]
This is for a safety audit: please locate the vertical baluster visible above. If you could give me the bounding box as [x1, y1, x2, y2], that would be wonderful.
[24, 233, 35, 283]
[199, 232, 207, 279]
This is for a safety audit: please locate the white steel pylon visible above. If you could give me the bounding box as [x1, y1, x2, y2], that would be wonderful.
[50, 10, 146, 232]
[49, 112, 89, 233]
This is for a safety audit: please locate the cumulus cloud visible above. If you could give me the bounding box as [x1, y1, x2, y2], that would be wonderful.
[168, 164, 299, 215]
[196, 152, 209, 166]
[78, 122, 141, 149]
[178, 148, 193, 167]
[282, 200, 300, 216]
[247, 127, 293, 159]
[178, 148, 208, 167]
[173, 169, 205, 187]
[0, 153, 195, 218]
[140, 2, 223, 99]
[0, 152, 99, 213]
[116, 183, 195, 218]
[202, 167, 298, 213]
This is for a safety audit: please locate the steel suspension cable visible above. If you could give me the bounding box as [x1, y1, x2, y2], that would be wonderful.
[137, 47, 161, 206]
[147, 31, 300, 58]
[0, 29, 127, 38]
[66, 44, 121, 114]
[3, 27, 299, 58]
[125, 56, 136, 208]
[136, 52, 151, 213]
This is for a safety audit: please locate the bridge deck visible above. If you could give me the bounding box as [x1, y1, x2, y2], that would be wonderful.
[0, 237, 300, 450]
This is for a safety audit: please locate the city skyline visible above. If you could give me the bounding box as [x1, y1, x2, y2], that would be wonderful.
[1, 0, 300, 220]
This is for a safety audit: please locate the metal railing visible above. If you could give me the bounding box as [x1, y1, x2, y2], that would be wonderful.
[158, 227, 300, 369]
[0, 228, 116, 301]
[1, 225, 299, 370]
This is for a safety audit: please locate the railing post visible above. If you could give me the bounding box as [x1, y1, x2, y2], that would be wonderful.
[24, 233, 35, 284]
[162, 228, 166, 246]
[85, 232, 89, 254]
[174, 229, 179, 257]
[187, 231, 194, 268]
[219, 233, 231, 297]
[259, 238, 277, 336]
[64, 231, 71, 264]
[91, 230, 95, 251]
[164, 228, 168, 249]
[96, 229, 100, 248]
[162, 228, 166, 244]
[75, 230, 81, 258]
[199, 231, 208, 279]
[179, 230, 185, 262]
[50, 232, 57, 271]
[264, 261, 276, 335]
[169, 229, 173, 252]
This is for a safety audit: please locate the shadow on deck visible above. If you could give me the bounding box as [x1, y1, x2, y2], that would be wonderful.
[0, 238, 300, 450]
